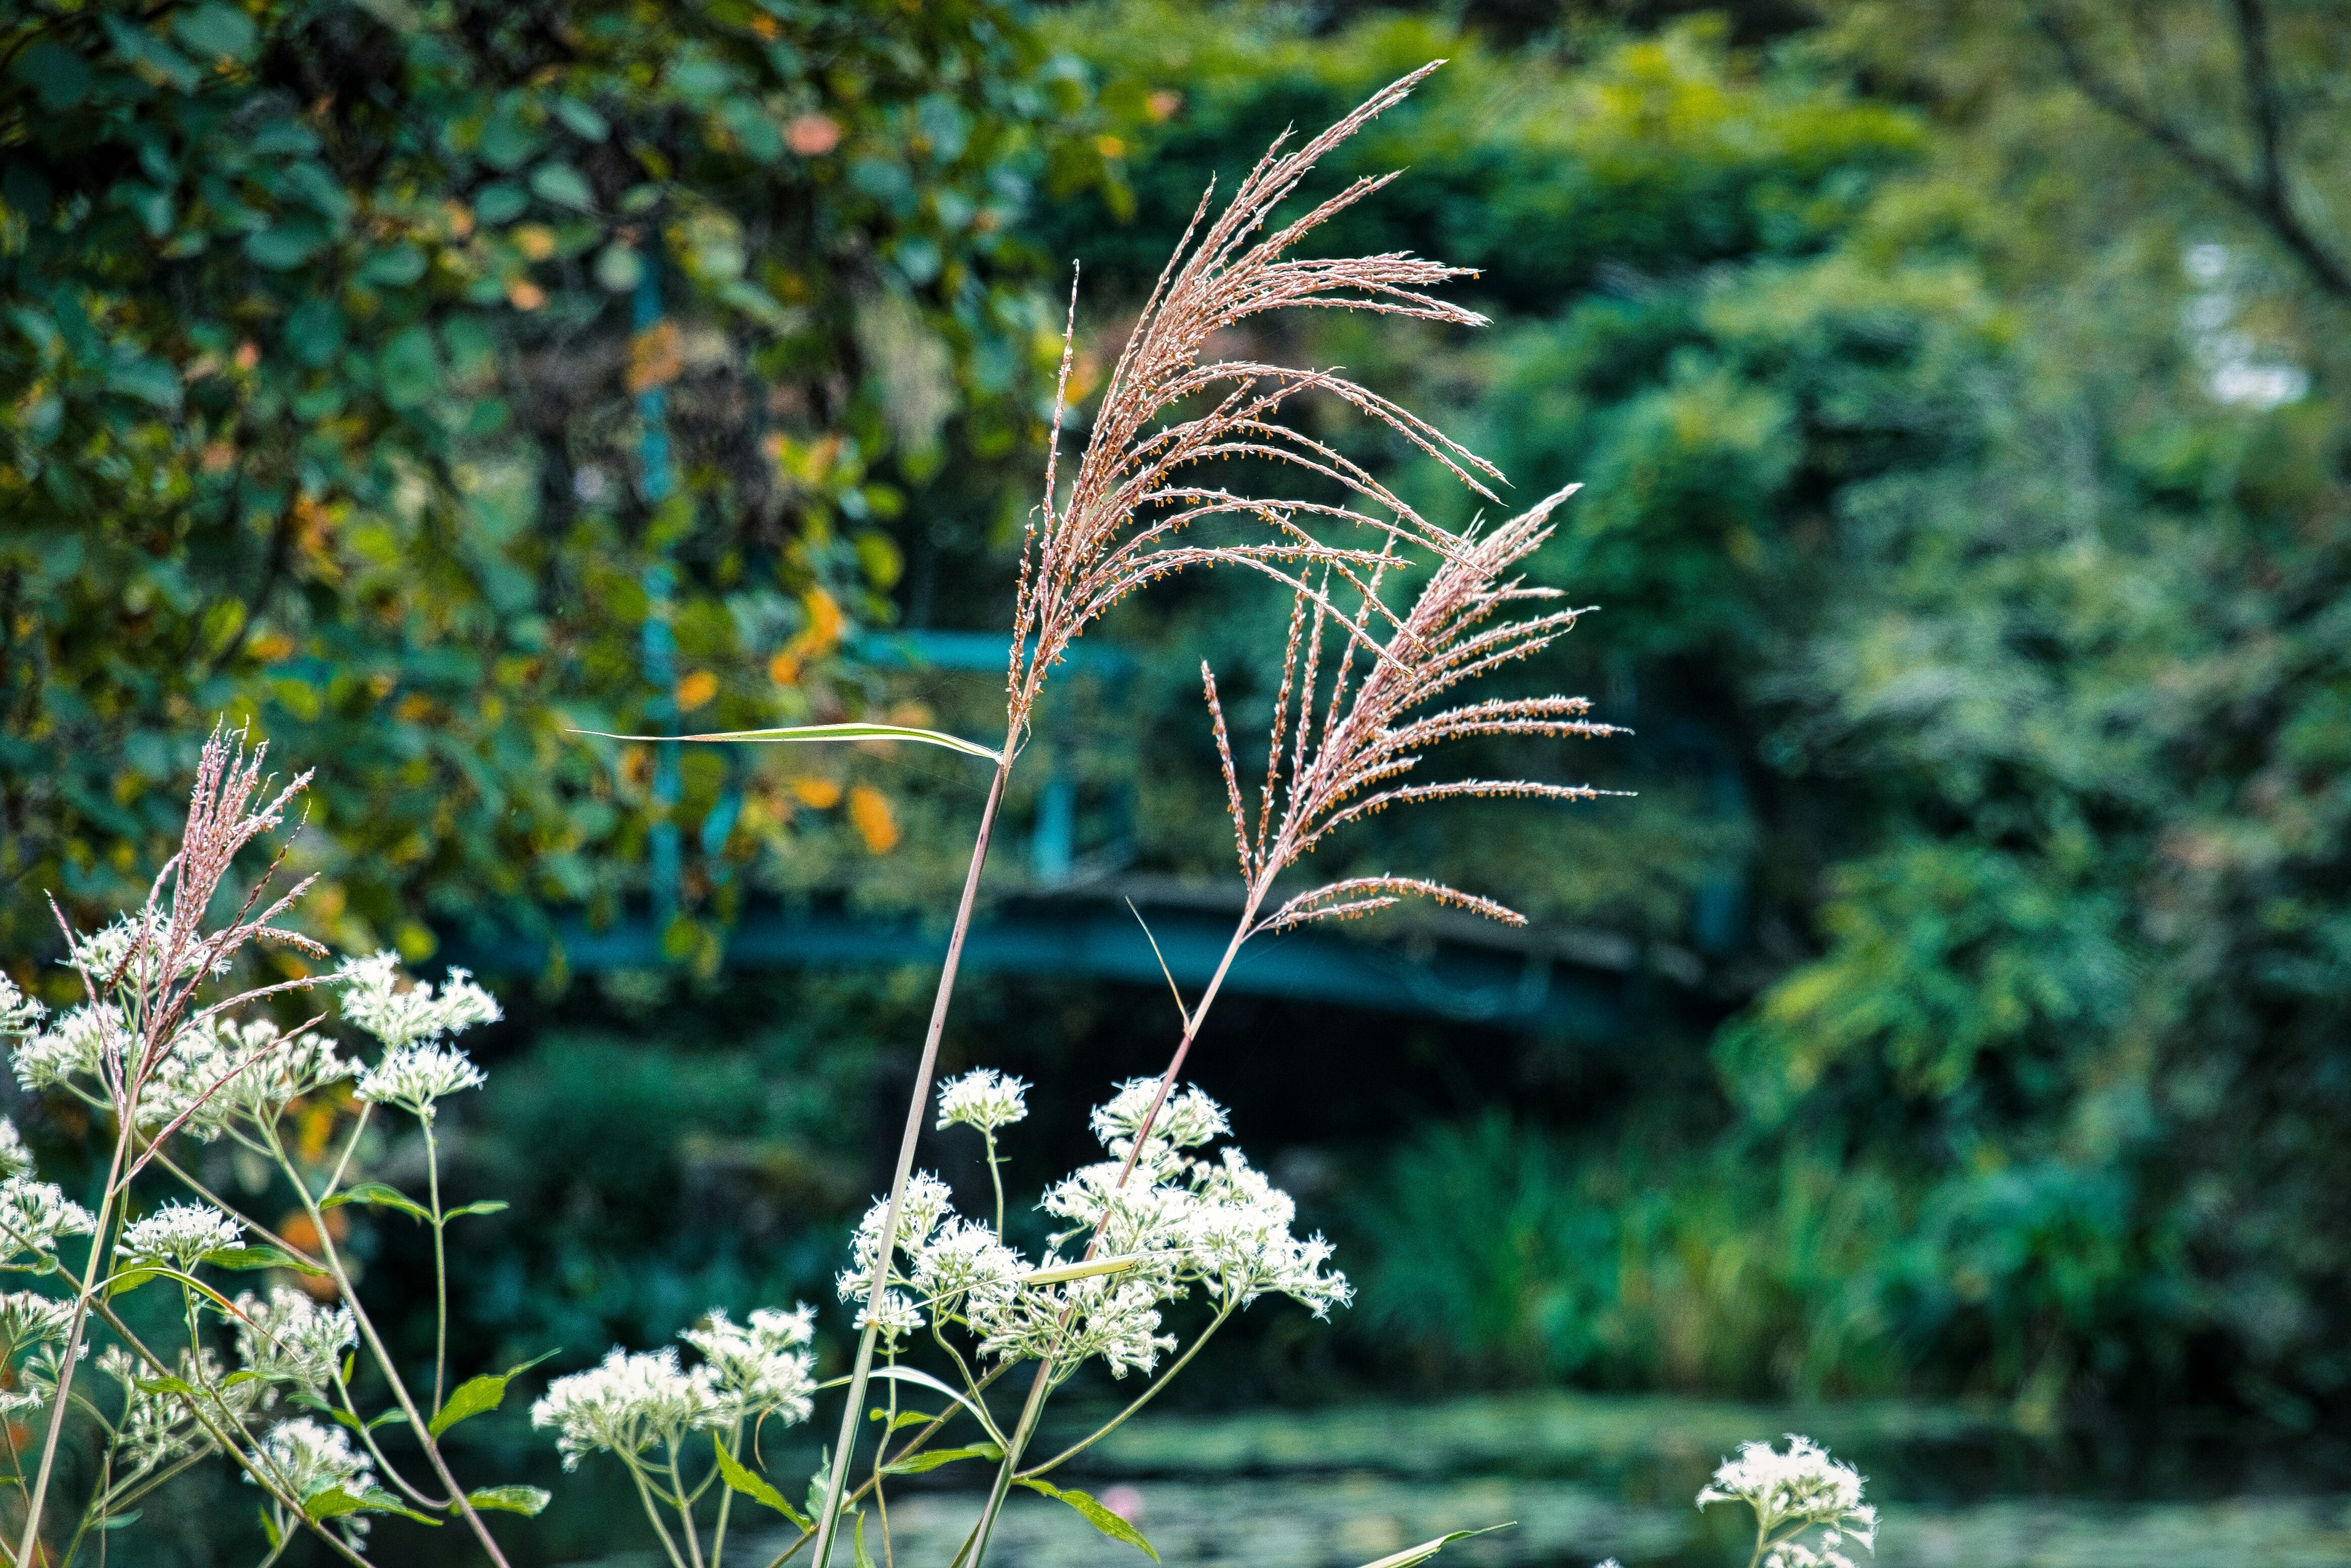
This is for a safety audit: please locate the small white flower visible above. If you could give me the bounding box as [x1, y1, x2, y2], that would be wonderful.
[530, 1347, 727, 1469]
[850, 1289, 925, 1344]
[337, 953, 501, 1052]
[0, 1291, 73, 1352]
[1183, 1148, 1351, 1316]
[12, 1003, 121, 1093]
[354, 1044, 486, 1115]
[1090, 1078, 1228, 1160]
[910, 1218, 1025, 1321]
[67, 910, 230, 990]
[234, 1287, 356, 1395]
[845, 1172, 954, 1276]
[1699, 1435, 1877, 1568]
[250, 1416, 372, 1502]
[681, 1306, 817, 1425]
[0, 1177, 96, 1269]
[936, 1068, 1030, 1134]
[0, 973, 45, 1039]
[121, 1201, 242, 1273]
[0, 1119, 32, 1181]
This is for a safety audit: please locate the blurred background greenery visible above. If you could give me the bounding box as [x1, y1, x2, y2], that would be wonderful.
[6, 0, 2351, 1561]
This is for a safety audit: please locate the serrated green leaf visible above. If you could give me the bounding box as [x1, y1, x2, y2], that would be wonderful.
[1016, 1479, 1159, 1562]
[1353, 1524, 1515, 1568]
[570, 722, 1001, 762]
[880, 1442, 1001, 1475]
[466, 1485, 552, 1517]
[321, 1182, 433, 1221]
[713, 1436, 810, 1526]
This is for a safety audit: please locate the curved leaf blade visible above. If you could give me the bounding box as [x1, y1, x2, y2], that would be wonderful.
[1354, 1523, 1515, 1568]
[1016, 1477, 1160, 1562]
[713, 1437, 810, 1528]
[466, 1485, 552, 1517]
[569, 723, 1002, 763]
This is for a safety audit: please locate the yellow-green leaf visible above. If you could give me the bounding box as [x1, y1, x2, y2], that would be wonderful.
[713, 1436, 810, 1528]
[1354, 1524, 1515, 1568]
[1015, 1478, 1159, 1562]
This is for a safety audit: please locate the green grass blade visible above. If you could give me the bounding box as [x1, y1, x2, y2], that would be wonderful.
[569, 723, 1002, 762]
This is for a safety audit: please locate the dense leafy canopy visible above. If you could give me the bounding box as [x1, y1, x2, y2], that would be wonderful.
[1, 0, 1103, 964]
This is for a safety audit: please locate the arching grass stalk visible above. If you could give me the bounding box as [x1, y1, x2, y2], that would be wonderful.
[966, 486, 1621, 1564]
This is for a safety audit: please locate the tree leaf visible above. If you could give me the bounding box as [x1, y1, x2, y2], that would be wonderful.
[569, 722, 1002, 762]
[1015, 1478, 1160, 1562]
[1353, 1524, 1515, 1568]
[712, 1436, 809, 1528]
[466, 1485, 552, 1517]
[880, 1441, 1001, 1475]
[321, 1182, 432, 1221]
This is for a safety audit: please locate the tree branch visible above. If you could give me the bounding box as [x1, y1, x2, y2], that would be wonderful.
[2029, 1, 2351, 301]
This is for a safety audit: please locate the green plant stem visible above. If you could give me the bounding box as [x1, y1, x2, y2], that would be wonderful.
[15, 1108, 134, 1567]
[424, 1114, 449, 1416]
[983, 1131, 1005, 1237]
[966, 898, 1261, 1567]
[812, 745, 1013, 1568]
[262, 1125, 513, 1567]
[710, 1423, 741, 1568]
[667, 1442, 708, 1568]
[622, 1455, 694, 1568]
[1018, 1302, 1236, 1481]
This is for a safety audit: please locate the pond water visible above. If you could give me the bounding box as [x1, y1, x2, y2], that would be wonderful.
[514, 1392, 2351, 1568]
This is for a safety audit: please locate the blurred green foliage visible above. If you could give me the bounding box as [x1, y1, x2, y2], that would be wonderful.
[0, 0, 1109, 966]
[1038, 1, 2351, 1416]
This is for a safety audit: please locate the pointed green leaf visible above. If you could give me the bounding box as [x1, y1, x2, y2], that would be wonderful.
[851, 1509, 876, 1568]
[880, 1442, 1001, 1475]
[321, 1182, 433, 1221]
[1022, 1253, 1144, 1286]
[444, 1199, 509, 1220]
[466, 1485, 552, 1517]
[258, 1506, 282, 1550]
[713, 1436, 809, 1528]
[1016, 1478, 1160, 1562]
[1354, 1524, 1515, 1568]
[97, 1509, 139, 1529]
[570, 723, 1001, 762]
[106, 1267, 160, 1299]
[427, 1352, 553, 1438]
[208, 1244, 329, 1277]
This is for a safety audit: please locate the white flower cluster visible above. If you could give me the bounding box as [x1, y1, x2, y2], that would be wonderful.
[97, 1345, 246, 1472]
[0, 1172, 95, 1270]
[1698, 1435, 1879, 1568]
[839, 1076, 1348, 1379]
[679, 1306, 819, 1424]
[354, 1043, 486, 1116]
[337, 951, 501, 1052]
[531, 1347, 725, 1470]
[12, 1003, 121, 1095]
[67, 910, 230, 990]
[0, 1290, 77, 1414]
[250, 1415, 373, 1505]
[531, 1302, 821, 1470]
[936, 1068, 1029, 1134]
[0, 972, 45, 1039]
[234, 1287, 357, 1398]
[120, 1201, 242, 1273]
[0, 1117, 32, 1180]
